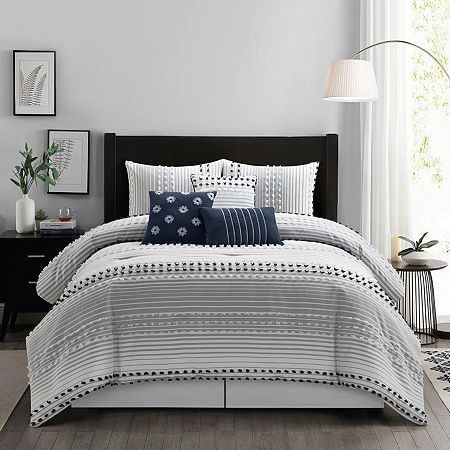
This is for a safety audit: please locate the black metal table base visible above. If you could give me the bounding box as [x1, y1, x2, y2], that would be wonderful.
[398, 270, 438, 345]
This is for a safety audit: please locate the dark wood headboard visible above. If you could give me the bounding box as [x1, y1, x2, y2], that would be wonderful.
[104, 134, 338, 223]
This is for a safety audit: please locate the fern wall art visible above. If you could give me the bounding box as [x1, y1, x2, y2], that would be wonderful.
[13, 50, 56, 115]
[48, 130, 90, 194]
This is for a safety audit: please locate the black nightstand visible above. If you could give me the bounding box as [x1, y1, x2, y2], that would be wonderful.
[0, 230, 83, 341]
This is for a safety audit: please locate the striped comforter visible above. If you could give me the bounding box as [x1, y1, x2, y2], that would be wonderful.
[28, 214, 425, 426]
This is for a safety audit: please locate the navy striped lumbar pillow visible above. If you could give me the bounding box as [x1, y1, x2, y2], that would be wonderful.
[199, 207, 283, 246]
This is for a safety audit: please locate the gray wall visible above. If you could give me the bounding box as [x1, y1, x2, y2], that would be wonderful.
[0, 0, 361, 233]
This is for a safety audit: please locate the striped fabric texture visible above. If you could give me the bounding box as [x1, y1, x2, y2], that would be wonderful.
[30, 216, 424, 427]
[276, 213, 405, 303]
[223, 160, 319, 215]
[190, 175, 257, 208]
[200, 207, 282, 246]
[36, 214, 404, 306]
[125, 160, 223, 216]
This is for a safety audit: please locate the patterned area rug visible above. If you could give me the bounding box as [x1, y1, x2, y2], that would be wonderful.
[0, 350, 28, 430]
[422, 349, 450, 411]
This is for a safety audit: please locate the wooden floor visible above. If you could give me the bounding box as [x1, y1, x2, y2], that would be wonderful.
[1, 327, 450, 449]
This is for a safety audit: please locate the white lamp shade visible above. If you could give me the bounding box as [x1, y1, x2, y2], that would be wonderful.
[323, 59, 378, 102]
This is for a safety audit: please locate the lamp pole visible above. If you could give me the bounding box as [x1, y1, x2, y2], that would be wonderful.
[351, 39, 450, 83]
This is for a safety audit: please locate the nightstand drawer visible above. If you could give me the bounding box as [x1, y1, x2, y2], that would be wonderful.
[0, 272, 49, 310]
[23, 256, 52, 277]
[9, 241, 64, 260]
[15, 282, 50, 312]
[8, 246, 60, 278]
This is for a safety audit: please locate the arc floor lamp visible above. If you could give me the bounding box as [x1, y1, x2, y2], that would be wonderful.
[322, 39, 450, 340]
[323, 39, 450, 102]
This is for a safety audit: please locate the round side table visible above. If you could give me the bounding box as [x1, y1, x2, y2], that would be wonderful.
[390, 259, 447, 345]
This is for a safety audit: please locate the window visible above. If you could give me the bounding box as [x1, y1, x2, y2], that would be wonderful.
[410, 0, 450, 318]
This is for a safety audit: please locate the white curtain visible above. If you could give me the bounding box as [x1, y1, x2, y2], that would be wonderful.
[360, 0, 412, 257]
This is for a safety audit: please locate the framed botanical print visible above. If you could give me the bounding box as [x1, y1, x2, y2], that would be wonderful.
[13, 50, 56, 116]
[48, 130, 90, 194]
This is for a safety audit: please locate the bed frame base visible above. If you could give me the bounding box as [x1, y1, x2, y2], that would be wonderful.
[72, 380, 384, 409]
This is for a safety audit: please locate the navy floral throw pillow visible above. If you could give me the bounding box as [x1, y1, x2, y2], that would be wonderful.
[142, 191, 216, 245]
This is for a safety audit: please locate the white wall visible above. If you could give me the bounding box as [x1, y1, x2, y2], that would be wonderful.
[0, 0, 361, 233]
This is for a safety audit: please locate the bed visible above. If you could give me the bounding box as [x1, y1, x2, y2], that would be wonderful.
[27, 134, 425, 427]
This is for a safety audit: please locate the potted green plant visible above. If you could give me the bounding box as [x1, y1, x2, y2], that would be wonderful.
[35, 209, 48, 231]
[398, 232, 439, 265]
[10, 143, 61, 233]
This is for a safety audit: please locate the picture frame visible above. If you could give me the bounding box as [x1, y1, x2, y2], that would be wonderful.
[47, 130, 90, 195]
[13, 50, 56, 116]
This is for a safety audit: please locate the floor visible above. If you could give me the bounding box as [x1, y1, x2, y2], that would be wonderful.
[0, 350, 28, 430]
[1, 326, 449, 450]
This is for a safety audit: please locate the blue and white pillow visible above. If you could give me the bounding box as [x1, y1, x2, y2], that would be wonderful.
[199, 207, 283, 246]
[142, 191, 216, 245]
[190, 175, 257, 208]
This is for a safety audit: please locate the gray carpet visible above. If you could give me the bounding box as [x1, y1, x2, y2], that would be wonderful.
[0, 350, 28, 431]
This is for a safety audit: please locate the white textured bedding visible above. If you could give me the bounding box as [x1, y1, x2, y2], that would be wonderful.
[27, 214, 425, 426]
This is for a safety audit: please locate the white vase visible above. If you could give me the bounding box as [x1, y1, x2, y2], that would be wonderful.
[401, 251, 431, 266]
[16, 194, 35, 234]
